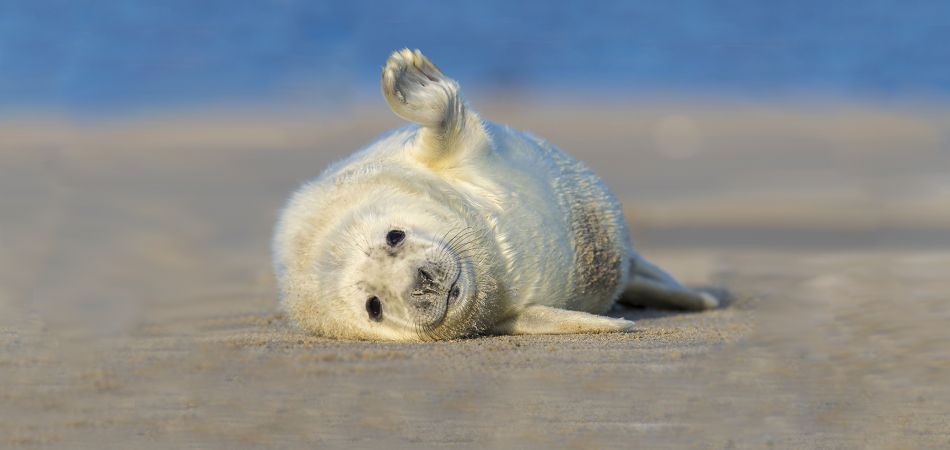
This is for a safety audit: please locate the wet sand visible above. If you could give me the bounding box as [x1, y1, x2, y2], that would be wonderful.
[1, 101, 949, 448]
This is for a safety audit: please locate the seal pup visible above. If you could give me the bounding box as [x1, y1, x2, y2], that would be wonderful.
[273, 49, 718, 341]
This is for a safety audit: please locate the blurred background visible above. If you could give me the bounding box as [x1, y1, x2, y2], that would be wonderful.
[2, 1, 949, 448]
[3, 1, 949, 240]
[4, 1, 950, 111]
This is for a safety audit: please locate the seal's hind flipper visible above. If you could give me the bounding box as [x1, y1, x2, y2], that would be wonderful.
[619, 256, 719, 311]
[381, 49, 488, 165]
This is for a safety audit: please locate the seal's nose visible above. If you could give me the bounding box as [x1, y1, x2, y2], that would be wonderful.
[412, 266, 441, 296]
[409, 264, 445, 311]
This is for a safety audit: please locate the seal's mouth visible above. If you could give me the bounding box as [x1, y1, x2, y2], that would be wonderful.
[428, 264, 461, 328]
[422, 260, 464, 333]
[446, 262, 462, 306]
[446, 280, 461, 305]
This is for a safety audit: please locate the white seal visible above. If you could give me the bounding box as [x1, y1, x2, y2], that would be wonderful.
[273, 49, 717, 341]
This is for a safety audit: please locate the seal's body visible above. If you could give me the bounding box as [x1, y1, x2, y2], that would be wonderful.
[273, 49, 717, 341]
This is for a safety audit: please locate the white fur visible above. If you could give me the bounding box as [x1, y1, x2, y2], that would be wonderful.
[273, 49, 714, 341]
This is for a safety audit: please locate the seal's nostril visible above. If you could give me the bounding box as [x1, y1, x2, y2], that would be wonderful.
[418, 268, 433, 283]
[448, 285, 460, 301]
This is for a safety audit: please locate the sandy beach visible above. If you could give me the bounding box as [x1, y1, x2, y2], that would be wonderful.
[2, 100, 949, 448]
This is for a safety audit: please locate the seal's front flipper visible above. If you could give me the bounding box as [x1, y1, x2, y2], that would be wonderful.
[490, 305, 635, 335]
[619, 255, 719, 311]
[381, 49, 488, 166]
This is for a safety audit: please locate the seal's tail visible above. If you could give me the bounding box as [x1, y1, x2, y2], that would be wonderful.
[381, 49, 485, 163]
[619, 255, 719, 311]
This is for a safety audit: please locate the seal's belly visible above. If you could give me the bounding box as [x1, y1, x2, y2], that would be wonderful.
[483, 128, 629, 314]
[540, 143, 628, 313]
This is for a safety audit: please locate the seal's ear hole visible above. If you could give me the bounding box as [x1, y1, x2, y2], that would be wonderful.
[366, 296, 383, 322]
[385, 229, 405, 247]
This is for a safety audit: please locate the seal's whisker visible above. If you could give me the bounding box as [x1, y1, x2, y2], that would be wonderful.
[448, 226, 474, 248]
[451, 233, 483, 254]
[431, 225, 461, 261]
[340, 225, 369, 256]
[452, 238, 488, 259]
[441, 226, 470, 256]
[443, 228, 478, 258]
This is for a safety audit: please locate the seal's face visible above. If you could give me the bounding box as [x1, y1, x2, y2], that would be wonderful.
[331, 219, 484, 341]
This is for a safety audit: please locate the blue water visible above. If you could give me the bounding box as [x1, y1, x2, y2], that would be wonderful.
[2, 0, 949, 112]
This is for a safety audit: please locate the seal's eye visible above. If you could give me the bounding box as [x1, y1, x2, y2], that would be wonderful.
[366, 296, 383, 322]
[386, 229, 405, 247]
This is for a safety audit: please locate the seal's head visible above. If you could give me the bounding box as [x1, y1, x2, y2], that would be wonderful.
[274, 188, 498, 341]
[272, 48, 504, 341]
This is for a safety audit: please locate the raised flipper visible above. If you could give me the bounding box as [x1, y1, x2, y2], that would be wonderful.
[381, 49, 489, 166]
[619, 255, 719, 311]
[490, 305, 636, 335]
